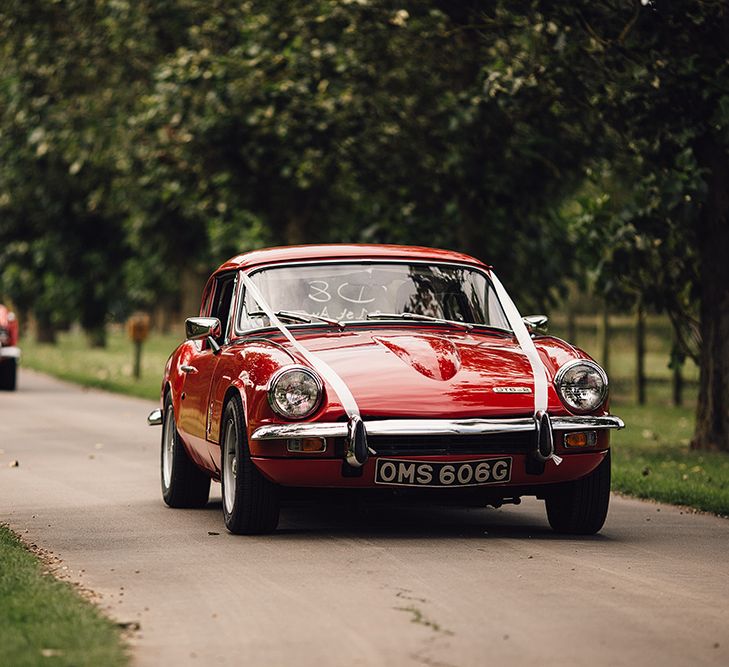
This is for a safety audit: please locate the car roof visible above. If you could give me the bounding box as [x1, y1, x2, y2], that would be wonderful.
[215, 244, 491, 274]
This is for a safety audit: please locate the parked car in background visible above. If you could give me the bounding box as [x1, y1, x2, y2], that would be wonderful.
[148, 245, 623, 535]
[0, 304, 20, 391]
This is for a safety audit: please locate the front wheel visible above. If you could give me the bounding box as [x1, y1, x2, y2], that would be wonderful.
[0, 358, 17, 391]
[221, 396, 280, 535]
[545, 451, 611, 535]
[161, 393, 211, 508]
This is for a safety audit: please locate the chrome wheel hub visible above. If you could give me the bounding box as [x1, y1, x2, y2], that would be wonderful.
[223, 420, 237, 514]
[162, 408, 174, 489]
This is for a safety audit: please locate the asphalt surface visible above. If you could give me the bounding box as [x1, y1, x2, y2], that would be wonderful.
[1, 369, 728, 667]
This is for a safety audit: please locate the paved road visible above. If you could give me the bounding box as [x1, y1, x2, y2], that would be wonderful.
[1, 370, 728, 667]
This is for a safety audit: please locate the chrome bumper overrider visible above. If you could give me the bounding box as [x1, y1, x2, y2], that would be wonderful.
[147, 409, 163, 426]
[250, 415, 625, 441]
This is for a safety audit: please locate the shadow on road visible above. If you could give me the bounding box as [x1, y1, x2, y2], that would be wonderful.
[195, 497, 613, 543]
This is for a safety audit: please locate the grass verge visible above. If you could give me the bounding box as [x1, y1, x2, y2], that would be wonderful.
[610, 399, 729, 516]
[0, 525, 128, 667]
[20, 327, 180, 401]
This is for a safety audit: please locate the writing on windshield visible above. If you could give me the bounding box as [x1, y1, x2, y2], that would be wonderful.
[240, 263, 510, 330]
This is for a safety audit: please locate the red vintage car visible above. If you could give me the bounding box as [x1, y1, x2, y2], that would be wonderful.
[148, 245, 623, 535]
[0, 304, 20, 391]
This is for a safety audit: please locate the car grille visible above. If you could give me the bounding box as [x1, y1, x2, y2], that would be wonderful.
[337, 432, 535, 457]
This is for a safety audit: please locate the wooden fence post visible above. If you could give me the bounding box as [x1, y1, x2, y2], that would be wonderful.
[567, 307, 577, 346]
[597, 302, 610, 375]
[671, 327, 684, 407]
[566, 283, 578, 345]
[127, 313, 151, 380]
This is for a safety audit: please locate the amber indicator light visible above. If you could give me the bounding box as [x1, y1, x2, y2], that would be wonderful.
[563, 431, 597, 448]
[286, 438, 327, 453]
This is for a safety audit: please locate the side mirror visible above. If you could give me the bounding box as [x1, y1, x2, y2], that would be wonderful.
[185, 317, 221, 341]
[522, 315, 548, 335]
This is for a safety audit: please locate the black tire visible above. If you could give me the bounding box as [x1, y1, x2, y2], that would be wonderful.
[0, 358, 17, 391]
[545, 450, 611, 535]
[220, 396, 280, 535]
[161, 393, 211, 508]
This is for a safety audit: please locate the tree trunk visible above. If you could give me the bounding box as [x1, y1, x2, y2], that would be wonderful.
[268, 191, 318, 247]
[672, 346, 684, 408]
[180, 269, 208, 321]
[153, 304, 175, 335]
[35, 314, 57, 344]
[84, 325, 107, 348]
[15, 307, 29, 337]
[284, 214, 307, 246]
[693, 141, 729, 451]
[635, 301, 646, 406]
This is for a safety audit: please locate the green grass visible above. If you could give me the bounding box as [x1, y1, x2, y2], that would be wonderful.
[0, 525, 128, 667]
[610, 399, 729, 516]
[21, 327, 181, 401]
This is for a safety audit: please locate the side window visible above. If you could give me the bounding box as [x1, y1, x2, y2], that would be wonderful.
[211, 274, 237, 343]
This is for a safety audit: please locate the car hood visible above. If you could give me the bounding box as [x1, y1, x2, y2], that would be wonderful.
[291, 327, 559, 419]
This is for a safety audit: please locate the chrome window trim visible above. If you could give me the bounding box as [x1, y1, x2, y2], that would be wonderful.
[213, 270, 239, 346]
[250, 414, 625, 441]
[224, 271, 239, 345]
[233, 259, 511, 337]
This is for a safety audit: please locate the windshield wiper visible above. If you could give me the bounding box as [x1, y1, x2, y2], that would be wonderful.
[248, 310, 345, 329]
[366, 312, 473, 331]
[248, 310, 309, 324]
[276, 310, 345, 328]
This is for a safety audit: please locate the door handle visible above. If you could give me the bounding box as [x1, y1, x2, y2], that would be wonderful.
[180, 364, 198, 374]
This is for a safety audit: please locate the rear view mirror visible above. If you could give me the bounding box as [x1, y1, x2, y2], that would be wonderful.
[522, 315, 548, 335]
[185, 317, 221, 341]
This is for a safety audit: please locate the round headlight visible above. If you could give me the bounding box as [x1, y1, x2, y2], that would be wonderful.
[268, 366, 323, 419]
[554, 360, 608, 414]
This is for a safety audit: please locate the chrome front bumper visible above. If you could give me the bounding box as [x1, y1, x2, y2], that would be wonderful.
[250, 415, 625, 441]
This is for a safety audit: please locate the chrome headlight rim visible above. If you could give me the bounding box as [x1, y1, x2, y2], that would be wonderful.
[554, 359, 609, 414]
[267, 365, 324, 420]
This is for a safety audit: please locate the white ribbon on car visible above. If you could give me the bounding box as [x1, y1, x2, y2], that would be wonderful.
[488, 271, 562, 466]
[240, 272, 362, 420]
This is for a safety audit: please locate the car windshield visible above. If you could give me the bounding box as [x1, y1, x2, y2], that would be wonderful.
[239, 262, 511, 331]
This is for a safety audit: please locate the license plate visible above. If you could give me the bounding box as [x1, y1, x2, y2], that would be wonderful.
[374, 457, 512, 488]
